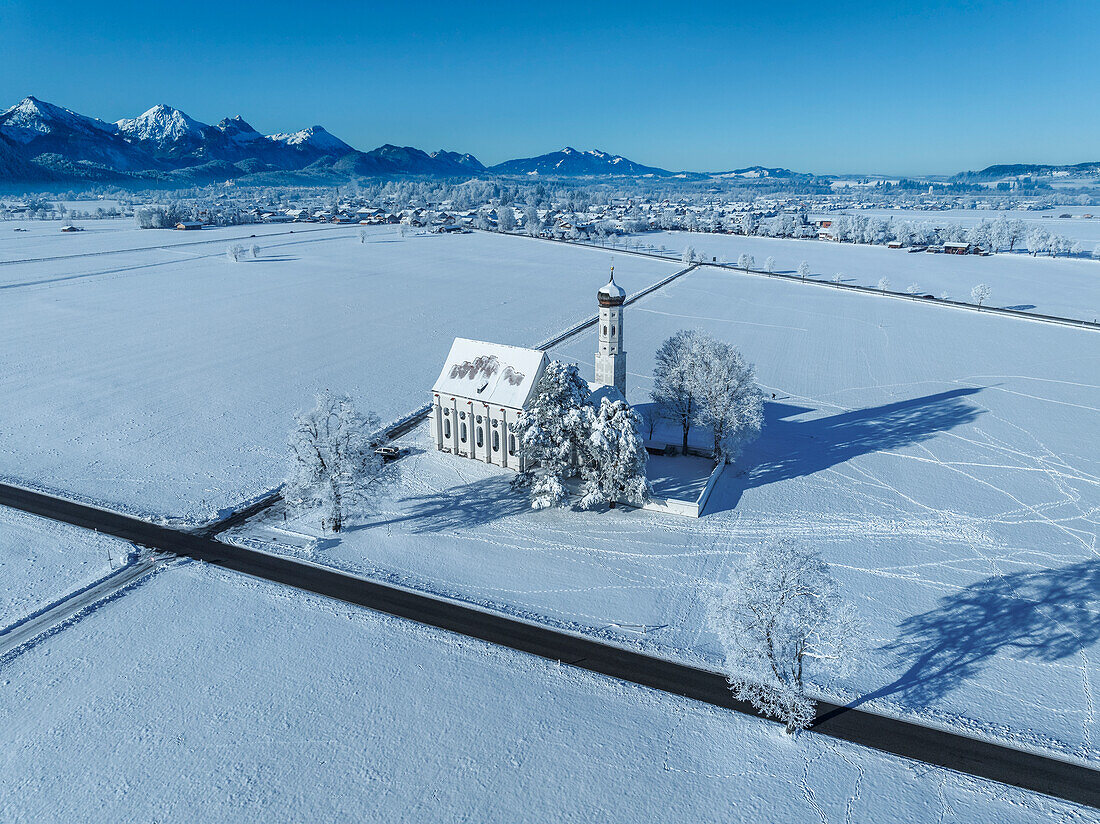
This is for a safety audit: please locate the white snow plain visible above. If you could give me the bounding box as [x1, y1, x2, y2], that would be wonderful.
[230, 260, 1100, 763]
[0, 226, 678, 521]
[0, 562, 1087, 823]
[630, 229, 1100, 321]
[0, 507, 123, 625]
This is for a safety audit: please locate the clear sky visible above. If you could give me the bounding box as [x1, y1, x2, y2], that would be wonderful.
[1, 0, 1096, 175]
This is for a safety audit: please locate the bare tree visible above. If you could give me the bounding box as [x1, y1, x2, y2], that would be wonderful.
[709, 540, 863, 733]
[285, 392, 392, 533]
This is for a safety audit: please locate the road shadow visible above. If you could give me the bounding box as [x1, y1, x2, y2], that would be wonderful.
[707, 388, 984, 515]
[831, 559, 1100, 720]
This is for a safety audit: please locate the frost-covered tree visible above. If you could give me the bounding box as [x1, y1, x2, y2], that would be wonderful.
[797, 260, 810, 280]
[764, 255, 776, 274]
[359, 229, 368, 243]
[514, 361, 594, 509]
[580, 398, 650, 509]
[737, 253, 755, 270]
[682, 245, 696, 264]
[1071, 241, 1083, 257]
[652, 330, 703, 455]
[694, 339, 764, 462]
[877, 277, 890, 293]
[226, 244, 245, 262]
[971, 283, 992, 307]
[497, 206, 516, 232]
[250, 244, 261, 259]
[285, 392, 390, 533]
[709, 540, 863, 733]
[906, 283, 919, 295]
[1092, 248, 1100, 261]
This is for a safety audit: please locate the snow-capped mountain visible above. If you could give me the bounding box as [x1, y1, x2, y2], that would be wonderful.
[216, 116, 264, 144]
[713, 166, 795, 179]
[489, 146, 672, 177]
[0, 96, 155, 173]
[267, 125, 353, 155]
[431, 150, 486, 172]
[115, 104, 209, 146]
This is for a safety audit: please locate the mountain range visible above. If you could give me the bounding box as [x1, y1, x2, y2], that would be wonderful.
[0, 97, 762, 186]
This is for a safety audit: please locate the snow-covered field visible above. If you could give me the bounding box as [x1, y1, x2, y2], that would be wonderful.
[0, 227, 678, 520]
[232, 260, 1100, 762]
[0, 562, 1085, 823]
[630, 230, 1100, 321]
[0, 508, 123, 625]
[0, 216, 343, 263]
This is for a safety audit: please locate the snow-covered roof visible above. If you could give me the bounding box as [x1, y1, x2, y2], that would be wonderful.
[598, 270, 626, 301]
[433, 338, 547, 410]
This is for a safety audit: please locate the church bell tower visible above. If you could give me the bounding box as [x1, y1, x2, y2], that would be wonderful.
[595, 267, 627, 396]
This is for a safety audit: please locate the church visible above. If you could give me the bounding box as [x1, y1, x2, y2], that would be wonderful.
[430, 270, 627, 470]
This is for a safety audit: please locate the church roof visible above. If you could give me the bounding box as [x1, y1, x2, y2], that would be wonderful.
[433, 338, 547, 410]
[597, 270, 626, 300]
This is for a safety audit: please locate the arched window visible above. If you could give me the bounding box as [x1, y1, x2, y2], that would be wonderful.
[492, 430, 500, 451]
[602, 325, 607, 335]
[476, 427, 484, 448]
[443, 418, 451, 438]
[460, 423, 467, 443]
[611, 326, 615, 335]
[508, 434, 516, 455]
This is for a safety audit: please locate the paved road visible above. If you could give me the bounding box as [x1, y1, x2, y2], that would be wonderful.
[0, 553, 166, 657]
[1, 481, 1096, 808]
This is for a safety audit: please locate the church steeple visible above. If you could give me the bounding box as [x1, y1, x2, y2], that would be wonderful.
[595, 266, 627, 396]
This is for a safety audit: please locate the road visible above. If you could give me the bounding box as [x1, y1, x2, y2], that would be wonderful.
[0, 553, 166, 657]
[1, 481, 1096, 809]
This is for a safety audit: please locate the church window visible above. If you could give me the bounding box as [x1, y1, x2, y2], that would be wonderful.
[508, 434, 516, 455]
[602, 325, 607, 335]
[492, 430, 499, 451]
[611, 326, 615, 335]
[460, 423, 467, 443]
[443, 418, 451, 438]
[476, 427, 484, 448]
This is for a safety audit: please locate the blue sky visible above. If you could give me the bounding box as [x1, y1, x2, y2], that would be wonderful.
[1, 0, 1095, 175]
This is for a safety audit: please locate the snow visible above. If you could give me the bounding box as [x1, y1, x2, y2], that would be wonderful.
[845, 207, 1100, 252]
[0, 96, 116, 143]
[266, 125, 351, 153]
[0, 227, 679, 520]
[433, 338, 547, 409]
[0, 508, 122, 625]
[115, 104, 207, 143]
[645, 452, 715, 501]
[230, 260, 1100, 762]
[0, 561, 1086, 822]
[633, 230, 1100, 321]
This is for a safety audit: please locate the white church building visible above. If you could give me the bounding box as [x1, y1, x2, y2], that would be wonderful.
[430, 270, 628, 470]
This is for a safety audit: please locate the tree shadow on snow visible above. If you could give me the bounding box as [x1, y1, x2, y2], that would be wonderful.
[818, 558, 1100, 724]
[707, 387, 984, 515]
[357, 473, 531, 534]
[1003, 304, 1037, 311]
